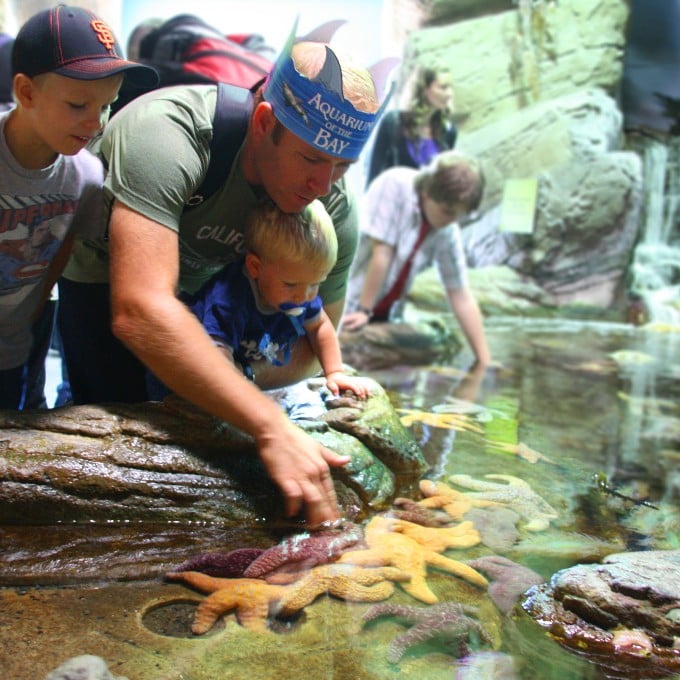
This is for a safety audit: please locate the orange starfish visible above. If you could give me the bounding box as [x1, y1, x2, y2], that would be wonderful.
[417, 479, 498, 521]
[338, 516, 488, 604]
[390, 518, 481, 552]
[166, 571, 288, 634]
[275, 563, 409, 617]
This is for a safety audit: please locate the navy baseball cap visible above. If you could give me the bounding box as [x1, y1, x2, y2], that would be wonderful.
[12, 5, 158, 86]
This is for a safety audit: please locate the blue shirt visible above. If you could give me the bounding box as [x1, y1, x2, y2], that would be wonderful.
[185, 259, 323, 371]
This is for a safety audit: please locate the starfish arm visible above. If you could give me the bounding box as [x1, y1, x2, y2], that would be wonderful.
[337, 548, 392, 567]
[352, 566, 411, 585]
[262, 564, 310, 585]
[441, 500, 474, 521]
[425, 552, 489, 588]
[484, 474, 531, 489]
[170, 548, 264, 578]
[363, 603, 425, 624]
[418, 496, 453, 509]
[192, 590, 239, 634]
[391, 519, 481, 551]
[166, 570, 235, 593]
[275, 571, 329, 614]
[236, 601, 278, 632]
[390, 498, 452, 527]
[523, 516, 552, 532]
[400, 570, 439, 604]
[244, 525, 364, 577]
[449, 473, 501, 492]
[329, 580, 395, 602]
[168, 575, 286, 634]
[276, 565, 400, 616]
[387, 621, 439, 663]
[419, 479, 460, 500]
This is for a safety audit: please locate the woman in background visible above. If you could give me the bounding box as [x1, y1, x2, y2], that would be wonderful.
[366, 65, 457, 186]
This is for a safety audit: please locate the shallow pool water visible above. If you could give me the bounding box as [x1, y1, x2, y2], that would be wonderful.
[1, 318, 678, 679]
[357, 317, 679, 678]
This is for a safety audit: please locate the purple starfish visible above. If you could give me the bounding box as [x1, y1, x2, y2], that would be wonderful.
[243, 522, 365, 580]
[465, 555, 543, 615]
[388, 497, 452, 527]
[363, 602, 492, 663]
[169, 548, 264, 578]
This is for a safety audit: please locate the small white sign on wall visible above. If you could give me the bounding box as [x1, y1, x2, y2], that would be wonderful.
[499, 178, 538, 234]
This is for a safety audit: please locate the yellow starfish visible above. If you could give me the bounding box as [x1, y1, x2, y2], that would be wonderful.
[397, 408, 484, 434]
[275, 563, 409, 617]
[338, 516, 488, 604]
[390, 518, 481, 552]
[166, 571, 288, 634]
[485, 440, 556, 464]
[417, 479, 499, 521]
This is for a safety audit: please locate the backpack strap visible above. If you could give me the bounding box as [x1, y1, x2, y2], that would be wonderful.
[185, 81, 254, 210]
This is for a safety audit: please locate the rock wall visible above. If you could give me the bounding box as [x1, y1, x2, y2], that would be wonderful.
[404, 0, 629, 132]
[395, 0, 643, 318]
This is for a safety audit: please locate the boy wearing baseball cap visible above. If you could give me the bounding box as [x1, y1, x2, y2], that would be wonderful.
[0, 5, 157, 409]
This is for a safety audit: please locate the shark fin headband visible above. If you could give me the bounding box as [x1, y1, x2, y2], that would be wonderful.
[263, 18, 399, 160]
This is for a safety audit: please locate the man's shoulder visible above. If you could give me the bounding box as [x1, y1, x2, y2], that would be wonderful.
[118, 83, 217, 112]
[106, 84, 218, 138]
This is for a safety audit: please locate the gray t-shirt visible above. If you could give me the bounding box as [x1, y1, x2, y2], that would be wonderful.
[0, 111, 105, 369]
[64, 84, 359, 300]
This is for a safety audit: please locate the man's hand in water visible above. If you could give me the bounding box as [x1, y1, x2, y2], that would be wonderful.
[256, 418, 351, 527]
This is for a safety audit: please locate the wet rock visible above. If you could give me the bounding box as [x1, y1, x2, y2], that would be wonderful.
[319, 381, 427, 475]
[0, 378, 425, 585]
[0, 378, 423, 526]
[521, 550, 680, 678]
[455, 650, 521, 679]
[45, 654, 127, 680]
[338, 319, 459, 371]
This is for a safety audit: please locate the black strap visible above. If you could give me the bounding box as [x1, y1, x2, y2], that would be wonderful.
[184, 81, 253, 210]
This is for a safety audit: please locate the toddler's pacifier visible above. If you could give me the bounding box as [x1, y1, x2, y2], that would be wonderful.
[279, 301, 308, 316]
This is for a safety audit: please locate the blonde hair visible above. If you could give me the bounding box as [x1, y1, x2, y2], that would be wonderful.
[245, 198, 338, 271]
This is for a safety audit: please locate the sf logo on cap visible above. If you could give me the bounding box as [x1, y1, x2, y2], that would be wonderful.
[90, 19, 116, 53]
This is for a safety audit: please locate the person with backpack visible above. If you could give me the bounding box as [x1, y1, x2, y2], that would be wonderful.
[112, 13, 274, 114]
[0, 5, 156, 410]
[57, 22, 394, 527]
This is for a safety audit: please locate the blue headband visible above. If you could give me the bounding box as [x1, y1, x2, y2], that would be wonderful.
[263, 43, 393, 160]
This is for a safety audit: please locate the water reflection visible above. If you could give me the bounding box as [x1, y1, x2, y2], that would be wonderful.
[365, 318, 678, 677]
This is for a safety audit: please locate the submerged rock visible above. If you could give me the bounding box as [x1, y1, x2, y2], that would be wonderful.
[521, 550, 680, 678]
[45, 654, 128, 680]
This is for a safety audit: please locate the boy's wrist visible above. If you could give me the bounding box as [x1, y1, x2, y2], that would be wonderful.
[357, 306, 373, 319]
[325, 368, 345, 377]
